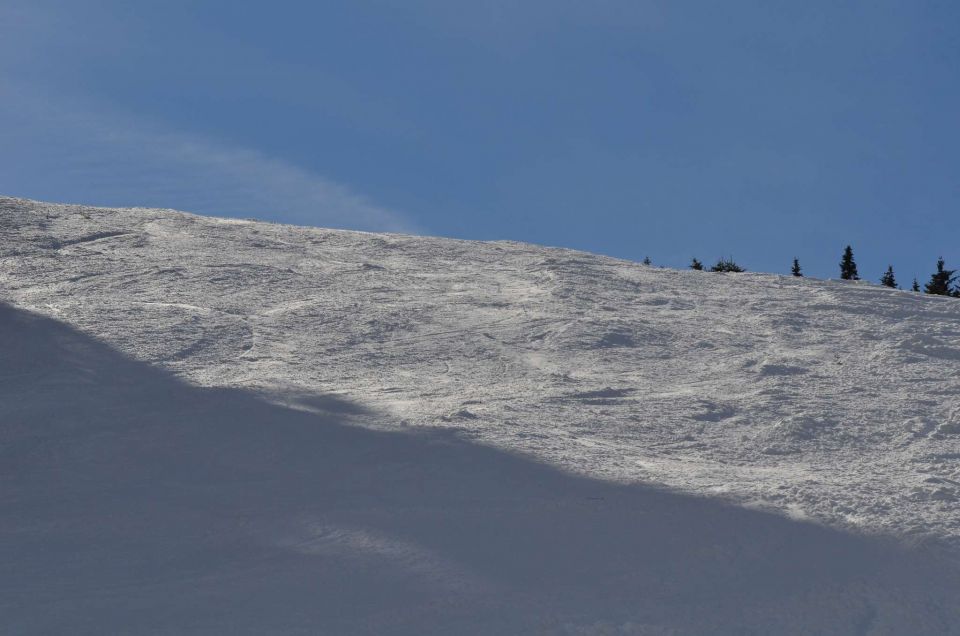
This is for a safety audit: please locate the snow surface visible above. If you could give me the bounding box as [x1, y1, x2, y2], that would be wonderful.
[2, 196, 960, 634]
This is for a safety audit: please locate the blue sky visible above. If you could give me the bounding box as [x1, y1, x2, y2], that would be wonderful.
[1, 1, 958, 282]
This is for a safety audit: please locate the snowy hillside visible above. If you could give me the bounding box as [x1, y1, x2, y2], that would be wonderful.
[2, 196, 960, 634]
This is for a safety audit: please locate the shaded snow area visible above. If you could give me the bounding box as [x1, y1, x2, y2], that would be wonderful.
[2, 196, 960, 634]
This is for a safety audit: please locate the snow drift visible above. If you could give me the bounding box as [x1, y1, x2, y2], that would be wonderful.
[2, 197, 959, 634]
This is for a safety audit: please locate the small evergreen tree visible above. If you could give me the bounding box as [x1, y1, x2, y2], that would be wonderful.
[912, 278, 920, 292]
[839, 245, 859, 280]
[924, 257, 956, 295]
[690, 257, 703, 271]
[710, 257, 745, 273]
[642, 256, 652, 266]
[880, 265, 897, 288]
[791, 258, 802, 277]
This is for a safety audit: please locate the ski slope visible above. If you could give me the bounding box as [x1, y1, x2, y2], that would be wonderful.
[2, 196, 960, 634]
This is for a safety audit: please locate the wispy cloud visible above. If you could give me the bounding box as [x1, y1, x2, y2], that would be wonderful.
[0, 1, 416, 233]
[0, 82, 416, 233]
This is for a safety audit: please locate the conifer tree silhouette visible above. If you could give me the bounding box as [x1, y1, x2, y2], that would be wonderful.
[880, 266, 896, 288]
[924, 257, 956, 296]
[839, 246, 859, 280]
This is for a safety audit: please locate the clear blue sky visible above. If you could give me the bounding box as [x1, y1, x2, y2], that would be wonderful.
[2, 1, 958, 282]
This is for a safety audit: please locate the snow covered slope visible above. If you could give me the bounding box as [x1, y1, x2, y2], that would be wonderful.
[2, 196, 960, 634]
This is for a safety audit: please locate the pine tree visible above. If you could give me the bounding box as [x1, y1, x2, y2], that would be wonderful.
[710, 257, 745, 273]
[690, 258, 703, 271]
[880, 265, 896, 288]
[924, 257, 956, 295]
[912, 278, 920, 292]
[642, 256, 652, 266]
[791, 258, 802, 277]
[839, 245, 859, 280]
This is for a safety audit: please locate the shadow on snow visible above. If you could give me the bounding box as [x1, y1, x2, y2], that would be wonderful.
[1, 303, 958, 635]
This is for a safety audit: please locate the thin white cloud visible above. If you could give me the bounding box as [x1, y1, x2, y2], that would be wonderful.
[0, 82, 417, 233]
[0, 0, 416, 233]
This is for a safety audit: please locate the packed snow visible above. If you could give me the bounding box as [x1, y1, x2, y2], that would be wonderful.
[2, 196, 959, 634]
